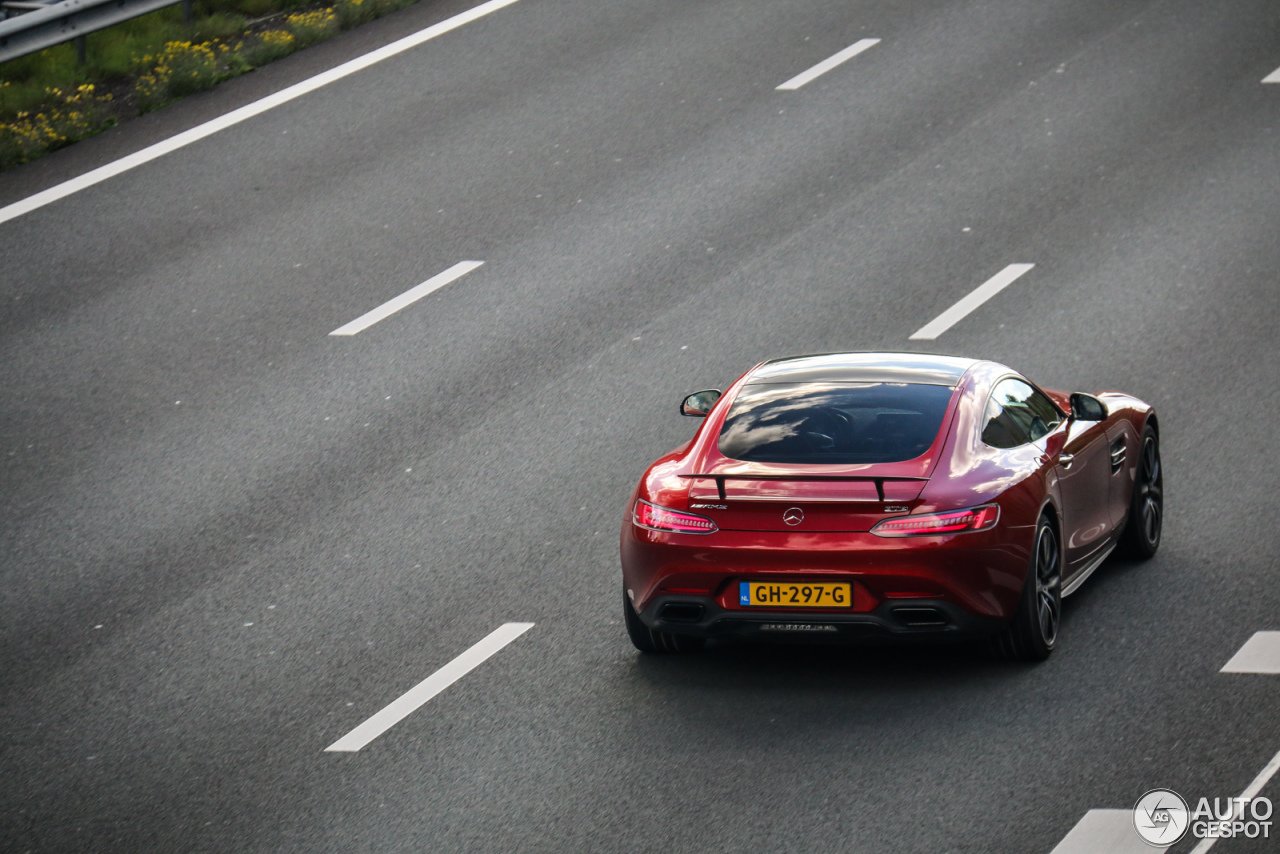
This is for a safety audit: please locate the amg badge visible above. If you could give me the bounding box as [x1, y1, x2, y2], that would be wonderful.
[760, 623, 838, 633]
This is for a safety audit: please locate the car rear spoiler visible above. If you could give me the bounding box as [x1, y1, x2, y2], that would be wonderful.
[680, 474, 928, 502]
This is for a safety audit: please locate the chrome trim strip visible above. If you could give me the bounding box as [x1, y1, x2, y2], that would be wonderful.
[1061, 542, 1117, 597]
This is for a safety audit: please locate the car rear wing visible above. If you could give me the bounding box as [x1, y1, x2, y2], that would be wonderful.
[680, 474, 927, 503]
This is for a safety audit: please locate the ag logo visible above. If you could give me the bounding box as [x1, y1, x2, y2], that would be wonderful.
[782, 507, 804, 526]
[1133, 789, 1190, 846]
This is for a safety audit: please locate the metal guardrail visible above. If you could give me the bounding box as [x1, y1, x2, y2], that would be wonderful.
[1, 0, 192, 64]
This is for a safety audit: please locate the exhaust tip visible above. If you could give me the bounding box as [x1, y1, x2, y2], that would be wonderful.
[658, 602, 705, 623]
[890, 607, 949, 628]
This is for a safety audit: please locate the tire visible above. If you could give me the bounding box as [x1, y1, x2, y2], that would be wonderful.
[1120, 426, 1163, 560]
[992, 515, 1061, 662]
[623, 588, 705, 654]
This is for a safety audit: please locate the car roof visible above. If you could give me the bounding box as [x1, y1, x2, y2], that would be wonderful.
[745, 352, 978, 386]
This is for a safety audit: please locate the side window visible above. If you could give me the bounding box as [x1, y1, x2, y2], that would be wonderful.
[982, 379, 1063, 449]
[1023, 387, 1064, 439]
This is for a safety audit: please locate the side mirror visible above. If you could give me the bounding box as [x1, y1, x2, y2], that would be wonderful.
[680, 389, 721, 417]
[1070, 393, 1108, 422]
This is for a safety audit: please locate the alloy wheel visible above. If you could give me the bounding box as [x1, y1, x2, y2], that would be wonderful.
[1139, 436, 1163, 546]
[1035, 524, 1061, 646]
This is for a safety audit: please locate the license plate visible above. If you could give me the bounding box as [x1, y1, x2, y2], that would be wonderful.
[739, 581, 851, 608]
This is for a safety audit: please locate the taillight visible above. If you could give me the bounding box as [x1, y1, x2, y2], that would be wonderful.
[871, 504, 1000, 537]
[633, 500, 718, 534]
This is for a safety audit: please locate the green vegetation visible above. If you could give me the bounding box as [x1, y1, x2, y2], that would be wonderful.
[0, 0, 416, 170]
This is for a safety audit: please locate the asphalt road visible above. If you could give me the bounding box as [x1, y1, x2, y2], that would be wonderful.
[3, 0, 1280, 851]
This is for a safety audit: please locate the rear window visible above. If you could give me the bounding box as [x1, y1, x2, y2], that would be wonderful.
[718, 382, 955, 464]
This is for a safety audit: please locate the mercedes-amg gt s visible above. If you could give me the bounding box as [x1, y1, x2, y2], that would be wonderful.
[620, 353, 1161, 661]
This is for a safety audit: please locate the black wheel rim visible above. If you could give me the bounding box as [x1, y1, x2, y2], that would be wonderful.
[1138, 436, 1163, 546]
[1035, 525, 1061, 646]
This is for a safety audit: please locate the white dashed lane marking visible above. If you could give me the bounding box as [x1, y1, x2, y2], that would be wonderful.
[325, 622, 534, 752]
[1263, 66, 1280, 83]
[1049, 810, 1168, 854]
[909, 263, 1034, 340]
[1220, 631, 1280, 673]
[329, 261, 483, 335]
[776, 38, 880, 90]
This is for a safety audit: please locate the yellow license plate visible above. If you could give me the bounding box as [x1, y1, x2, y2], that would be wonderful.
[739, 581, 851, 608]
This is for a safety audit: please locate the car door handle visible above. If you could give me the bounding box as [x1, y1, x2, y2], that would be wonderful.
[1057, 454, 1075, 470]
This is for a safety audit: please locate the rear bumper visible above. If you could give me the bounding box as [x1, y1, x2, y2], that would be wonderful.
[620, 523, 1035, 627]
[635, 593, 1007, 643]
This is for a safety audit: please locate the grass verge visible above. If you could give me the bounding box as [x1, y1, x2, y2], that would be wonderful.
[0, 0, 413, 171]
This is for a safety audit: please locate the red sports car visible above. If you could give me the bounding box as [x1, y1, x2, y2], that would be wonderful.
[620, 352, 1162, 661]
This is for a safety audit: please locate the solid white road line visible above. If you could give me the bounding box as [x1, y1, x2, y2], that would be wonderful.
[909, 263, 1034, 340]
[1188, 747, 1280, 854]
[325, 622, 534, 752]
[776, 38, 880, 90]
[1050, 810, 1168, 854]
[0, 0, 522, 228]
[329, 261, 483, 335]
[1263, 66, 1280, 83]
[1220, 631, 1280, 673]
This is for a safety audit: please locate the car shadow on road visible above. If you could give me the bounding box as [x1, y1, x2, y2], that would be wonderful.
[607, 634, 1066, 793]
[628, 634, 1029, 696]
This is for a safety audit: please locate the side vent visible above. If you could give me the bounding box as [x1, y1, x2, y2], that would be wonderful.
[1110, 438, 1127, 475]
